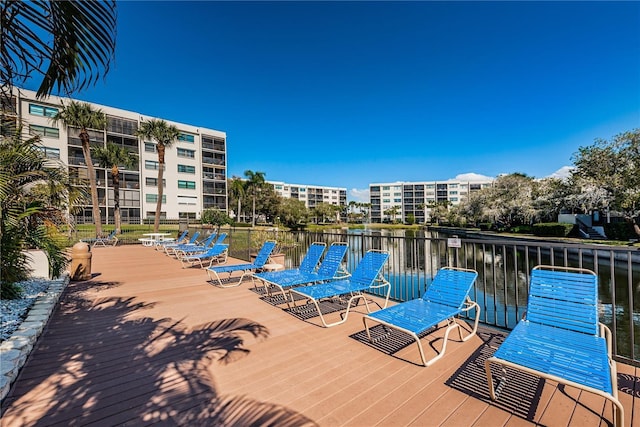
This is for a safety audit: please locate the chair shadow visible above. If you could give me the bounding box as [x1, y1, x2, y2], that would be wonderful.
[618, 371, 640, 398]
[349, 323, 447, 367]
[445, 329, 545, 421]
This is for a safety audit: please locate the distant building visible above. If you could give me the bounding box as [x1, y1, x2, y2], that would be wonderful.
[269, 181, 347, 210]
[5, 88, 227, 223]
[369, 179, 493, 223]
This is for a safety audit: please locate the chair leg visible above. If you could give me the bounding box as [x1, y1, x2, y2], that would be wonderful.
[207, 269, 224, 287]
[310, 294, 365, 328]
[485, 358, 498, 400]
[459, 300, 481, 342]
[218, 271, 245, 288]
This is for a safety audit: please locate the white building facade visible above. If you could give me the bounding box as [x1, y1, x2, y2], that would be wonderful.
[369, 179, 493, 223]
[8, 88, 227, 223]
[269, 181, 347, 210]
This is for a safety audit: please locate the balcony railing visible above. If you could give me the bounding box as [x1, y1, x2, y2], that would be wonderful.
[213, 228, 640, 364]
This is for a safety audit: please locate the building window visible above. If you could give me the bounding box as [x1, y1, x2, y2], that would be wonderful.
[107, 116, 137, 135]
[450, 197, 459, 202]
[177, 164, 195, 174]
[29, 124, 59, 138]
[144, 142, 156, 152]
[449, 191, 458, 195]
[146, 211, 166, 219]
[177, 195, 197, 205]
[179, 212, 197, 219]
[145, 160, 159, 170]
[146, 194, 166, 203]
[38, 146, 60, 159]
[178, 133, 195, 143]
[382, 186, 390, 190]
[178, 180, 196, 189]
[177, 148, 195, 159]
[145, 177, 165, 186]
[29, 104, 58, 117]
[394, 198, 402, 203]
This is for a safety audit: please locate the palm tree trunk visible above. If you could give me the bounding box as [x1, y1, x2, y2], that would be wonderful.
[237, 199, 241, 224]
[252, 194, 256, 227]
[155, 145, 165, 232]
[81, 131, 102, 236]
[112, 165, 121, 233]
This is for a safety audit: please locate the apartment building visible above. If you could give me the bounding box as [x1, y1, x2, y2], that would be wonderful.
[269, 181, 347, 210]
[369, 179, 493, 223]
[6, 88, 227, 223]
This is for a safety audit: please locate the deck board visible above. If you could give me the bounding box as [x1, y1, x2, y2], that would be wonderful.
[1, 245, 637, 426]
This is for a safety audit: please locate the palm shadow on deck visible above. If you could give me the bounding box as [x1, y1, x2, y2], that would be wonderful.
[2, 279, 317, 426]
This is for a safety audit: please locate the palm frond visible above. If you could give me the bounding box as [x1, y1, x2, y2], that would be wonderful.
[0, 0, 117, 99]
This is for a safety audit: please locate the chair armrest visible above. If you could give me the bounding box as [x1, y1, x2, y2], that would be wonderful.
[599, 322, 613, 358]
[369, 277, 391, 308]
[461, 296, 479, 313]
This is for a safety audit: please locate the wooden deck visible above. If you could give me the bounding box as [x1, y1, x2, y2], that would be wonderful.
[1, 245, 638, 426]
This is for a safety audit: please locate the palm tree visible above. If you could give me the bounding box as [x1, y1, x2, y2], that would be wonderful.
[136, 119, 180, 232]
[93, 143, 138, 233]
[348, 201, 357, 222]
[228, 176, 245, 223]
[0, 130, 69, 298]
[244, 170, 266, 227]
[384, 205, 401, 223]
[0, 1, 116, 100]
[51, 101, 107, 236]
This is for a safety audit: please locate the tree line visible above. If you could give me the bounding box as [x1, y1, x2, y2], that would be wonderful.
[222, 171, 344, 229]
[422, 129, 640, 239]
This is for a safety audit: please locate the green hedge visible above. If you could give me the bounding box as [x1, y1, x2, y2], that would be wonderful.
[603, 222, 636, 241]
[510, 225, 533, 234]
[532, 223, 575, 237]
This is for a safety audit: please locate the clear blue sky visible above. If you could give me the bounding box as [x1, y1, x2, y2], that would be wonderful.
[30, 1, 640, 201]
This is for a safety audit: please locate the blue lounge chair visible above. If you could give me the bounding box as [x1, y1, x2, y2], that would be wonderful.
[254, 242, 326, 282]
[253, 242, 349, 304]
[485, 266, 623, 427]
[163, 231, 201, 255]
[179, 233, 229, 268]
[181, 244, 229, 269]
[289, 250, 390, 327]
[363, 267, 479, 366]
[173, 232, 220, 258]
[82, 230, 118, 247]
[154, 230, 189, 249]
[207, 240, 277, 287]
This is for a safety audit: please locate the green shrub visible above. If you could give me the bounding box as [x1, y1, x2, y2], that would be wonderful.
[232, 222, 252, 228]
[603, 222, 636, 241]
[532, 223, 575, 237]
[1, 282, 23, 299]
[510, 225, 533, 234]
[478, 223, 493, 231]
